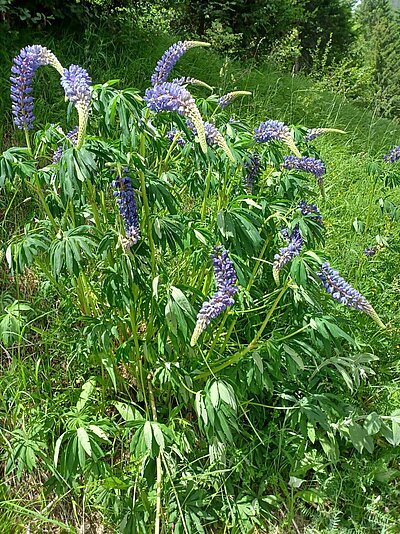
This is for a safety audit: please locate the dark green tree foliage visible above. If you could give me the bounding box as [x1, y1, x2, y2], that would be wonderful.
[298, 0, 354, 68]
[356, 0, 400, 118]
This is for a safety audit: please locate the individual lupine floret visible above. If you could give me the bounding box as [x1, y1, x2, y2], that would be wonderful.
[283, 155, 326, 197]
[364, 247, 377, 257]
[186, 119, 235, 161]
[172, 76, 213, 91]
[166, 128, 186, 146]
[60, 64, 92, 149]
[317, 262, 385, 328]
[253, 119, 301, 156]
[273, 226, 303, 284]
[10, 45, 64, 130]
[191, 246, 238, 346]
[52, 126, 79, 163]
[218, 91, 252, 109]
[297, 200, 323, 225]
[304, 127, 345, 142]
[151, 40, 210, 86]
[144, 81, 207, 153]
[383, 146, 400, 163]
[243, 153, 260, 193]
[111, 168, 140, 250]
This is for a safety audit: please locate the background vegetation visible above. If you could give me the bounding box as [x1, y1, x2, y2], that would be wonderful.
[1, 1, 400, 532]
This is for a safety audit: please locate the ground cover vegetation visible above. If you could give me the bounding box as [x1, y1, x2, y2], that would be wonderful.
[1, 2, 400, 533]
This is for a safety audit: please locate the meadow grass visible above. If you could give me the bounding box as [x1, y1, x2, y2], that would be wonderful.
[1, 20, 400, 533]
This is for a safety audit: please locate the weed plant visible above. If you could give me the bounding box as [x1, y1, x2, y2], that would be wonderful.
[1, 26, 400, 534]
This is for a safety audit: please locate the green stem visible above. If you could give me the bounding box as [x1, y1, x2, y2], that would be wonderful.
[27, 180, 58, 232]
[148, 376, 162, 534]
[201, 165, 212, 222]
[24, 129, 32, 155]
[197, 282, 289, 380]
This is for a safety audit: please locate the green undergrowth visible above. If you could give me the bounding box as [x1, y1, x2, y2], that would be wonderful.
[1, 19, 400, 534]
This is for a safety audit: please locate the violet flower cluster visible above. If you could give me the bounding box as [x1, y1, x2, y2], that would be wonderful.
[150, 41, 209, 86]
[253, 120, 290, 143]
[191, 246, 238, 346]
[273, 226, 303, 284]
[318, 262, 385, 327]
[283, 155, 325, 178]
[304, 127, 345, 142]
[166, 128, 186, 146]
[10, 45, 63, 130]
[144, 82, 207, 153]
[297, 200, 323, 225]
[52, 126, 79, 163]
[111, 168, 140, 249]
[383, 146, 400, 163]
[243, 153, 260, 193]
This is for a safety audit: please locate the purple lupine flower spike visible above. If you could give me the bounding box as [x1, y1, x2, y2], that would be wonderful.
[151, 41, 210, 86]
[10, 45, 63, 130]
[52, 126, 79, 163]
[304, 127, 345, 142]
[112, 168, 140, 250]
[273, 226, 303, 284]
[144, 81, 207, 153]
[243, 153, 260, 193]
[186, 120, 234, 161]
[318, 262, 385, 328]
[166, 128, 186, 146]
[191, 246, 238, 346]
[283, 155, 326, 197]
[297, 200, 323, 225]
[61, 65, 92, 148]
[254, 119, 301, 156]
[383, 146, 400, 163]
[218, 91, 252, 109]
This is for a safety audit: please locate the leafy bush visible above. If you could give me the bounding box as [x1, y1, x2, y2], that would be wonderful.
[0, 38, 398, 532]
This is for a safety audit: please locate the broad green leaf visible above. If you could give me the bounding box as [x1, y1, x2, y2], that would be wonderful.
[77, 427, 92, 457]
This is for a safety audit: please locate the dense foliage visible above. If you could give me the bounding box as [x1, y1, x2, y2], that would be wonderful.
[1, 32, 400, 532]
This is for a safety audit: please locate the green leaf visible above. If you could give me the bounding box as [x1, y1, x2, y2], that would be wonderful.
[77, 427, 92, 457]
[364, 412, 381, 435]
[348, 422, 374, 454]
[143, 421, 153, 452]
[76, 377, 96, 411]
[151, 423, 165, 451]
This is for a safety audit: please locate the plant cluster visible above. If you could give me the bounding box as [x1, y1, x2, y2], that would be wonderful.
[1, 39, 399, 532]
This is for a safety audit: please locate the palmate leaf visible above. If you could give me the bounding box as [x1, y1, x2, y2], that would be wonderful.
[50, 225, 97, 277]
[6, 228, 51, 274]
[0, 147, 37, 187]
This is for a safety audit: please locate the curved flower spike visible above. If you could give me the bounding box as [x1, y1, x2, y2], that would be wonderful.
[273, 226, 303, 285]
[151, 40, 210, 86]
[144, 81, 207, 153]
[218, 91, 252, 109]
[254, 119, 301, 157]
[191, 246, 238, 346]
[304, 127, 346, 142]
[187, 120, 235, 162]
[10, 45, 64, 130]
[318, 262, 385, 328]
[61, 65, 92, 149]
[172, 77, 213, 91]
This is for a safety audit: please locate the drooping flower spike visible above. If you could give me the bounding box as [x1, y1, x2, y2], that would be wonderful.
[297, 200, 323, 225]
[273, 226, 303, 285]
[304, 127, 345, 142]
[191, 246, 238, 346]
[144, 81, 207, 153]
[186, 120, 235, 161]
[111, 167, 141, 250]
[10, 45, 64, 130]
[52, 126, 79, 163]
[61, 65, 92, 149]
[318, 262, 385, 328]
[283, 155, 326, 197]
[151, 41, 210, 86]
[254, 119, 301, 157]
[218, 91, 252, 109]
[383, 146, 400, 163]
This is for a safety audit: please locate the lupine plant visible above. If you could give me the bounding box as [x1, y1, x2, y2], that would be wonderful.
[1, 40, 396, 533]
